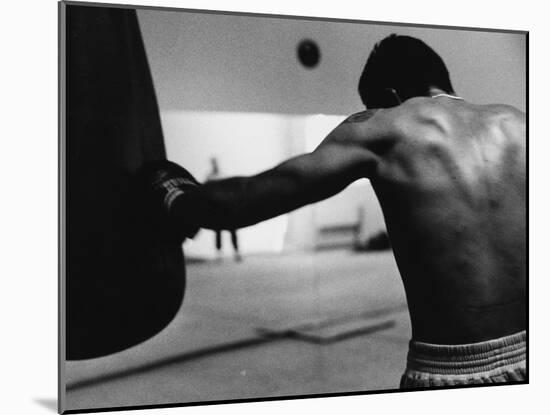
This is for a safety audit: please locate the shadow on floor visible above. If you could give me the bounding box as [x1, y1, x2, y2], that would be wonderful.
[66, 336, 278, 392]
[66, 305, 406, 393]
[34, 398, 57, 413]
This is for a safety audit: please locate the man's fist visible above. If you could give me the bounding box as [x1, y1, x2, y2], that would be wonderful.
[134, 160, 202, 242]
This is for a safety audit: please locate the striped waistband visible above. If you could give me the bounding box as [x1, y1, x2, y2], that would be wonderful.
[407, 331, 526, 375]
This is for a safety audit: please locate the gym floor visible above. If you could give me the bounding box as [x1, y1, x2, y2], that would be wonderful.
[64, 249, 411, 412]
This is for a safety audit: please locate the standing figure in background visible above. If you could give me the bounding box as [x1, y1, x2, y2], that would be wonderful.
[206, 157, 242, 262]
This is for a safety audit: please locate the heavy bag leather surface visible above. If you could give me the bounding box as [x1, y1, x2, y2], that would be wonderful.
[65, 5, 185, 360]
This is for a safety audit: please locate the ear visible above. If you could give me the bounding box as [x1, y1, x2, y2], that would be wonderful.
[385, 88, 402, 104]
[374, 88, 402, 108]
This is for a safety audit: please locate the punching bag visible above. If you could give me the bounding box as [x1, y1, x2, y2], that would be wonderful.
[65, 5, 185, 360]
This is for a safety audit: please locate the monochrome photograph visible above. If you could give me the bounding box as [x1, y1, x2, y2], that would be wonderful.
[59, 1, 527, 412]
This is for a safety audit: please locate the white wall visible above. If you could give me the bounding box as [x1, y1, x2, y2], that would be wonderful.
[160, 111, 295, 256]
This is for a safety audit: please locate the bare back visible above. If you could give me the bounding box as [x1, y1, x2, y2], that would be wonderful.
[368, 97, 526, 344]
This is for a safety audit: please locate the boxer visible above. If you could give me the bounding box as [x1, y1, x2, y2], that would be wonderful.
[141, 35, 526, 388]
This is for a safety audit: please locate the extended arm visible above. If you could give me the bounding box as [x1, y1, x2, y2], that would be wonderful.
[173, 110, 386, 230]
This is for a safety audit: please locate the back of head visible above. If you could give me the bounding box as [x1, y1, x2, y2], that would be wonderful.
[358, 35, 454, 108]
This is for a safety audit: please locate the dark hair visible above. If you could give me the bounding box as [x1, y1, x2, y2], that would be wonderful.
[358, 35, 454, 108]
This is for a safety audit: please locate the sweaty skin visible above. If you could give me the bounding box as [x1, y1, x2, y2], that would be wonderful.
[177, 95, 526, 345]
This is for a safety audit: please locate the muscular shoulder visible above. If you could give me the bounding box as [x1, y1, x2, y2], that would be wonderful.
[323, 102, 452, 161]
[390, 98, 459, 137]
[481, 105, 526, 168]
[482, 103, 525, 120]
[392, 99, 525, 143]
[324, 108, 397, 154]
[479, 104, 526, 140]
[388, 99, 526, 175]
